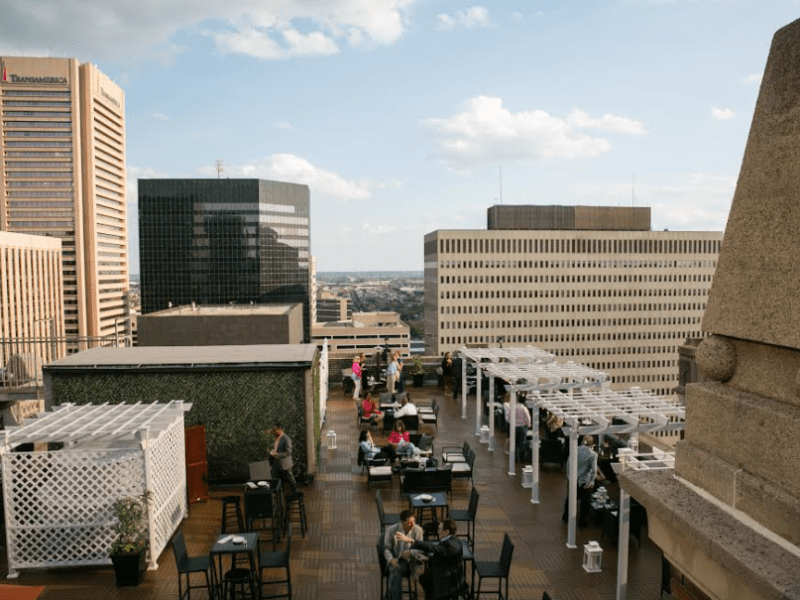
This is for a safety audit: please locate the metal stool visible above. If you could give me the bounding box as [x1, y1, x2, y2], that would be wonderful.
[283, 493, 307, 538]
[221, 495, 245, 533]
[224, 567, 256, 599]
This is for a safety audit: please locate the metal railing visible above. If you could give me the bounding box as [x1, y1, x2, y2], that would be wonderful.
[0, 334, 133, 389]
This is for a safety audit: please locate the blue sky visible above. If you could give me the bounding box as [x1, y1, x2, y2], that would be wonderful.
[2, 1, 799, 272]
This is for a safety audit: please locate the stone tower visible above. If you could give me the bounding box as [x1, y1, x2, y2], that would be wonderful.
[621, 18, 800, 600]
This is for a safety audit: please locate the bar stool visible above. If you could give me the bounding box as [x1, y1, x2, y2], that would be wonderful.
[283, 492, 307, 538]
[224, 567, 256, 599]
[221, 495, 245, 533]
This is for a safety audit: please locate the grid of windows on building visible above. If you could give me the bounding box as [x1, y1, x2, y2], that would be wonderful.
[424, 223, 722, 398]
[0, 57, 129, 343]
[138, 178, 312, 341]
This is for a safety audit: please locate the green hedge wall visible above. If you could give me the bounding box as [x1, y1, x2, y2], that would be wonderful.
[50, 368, 315, 484]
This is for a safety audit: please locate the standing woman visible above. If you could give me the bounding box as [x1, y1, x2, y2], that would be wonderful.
[386, 354, 398, 394]
[441, 352, 454, 398]
[352, 354, 363, 400]
[395, 351, 405, 393]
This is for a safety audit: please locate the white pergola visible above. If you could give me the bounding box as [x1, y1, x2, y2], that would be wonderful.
[611, 448, 676, 600]
[525, 387, 684, 550]
[0, 401, 192, 578]
[458, 346, 557, 451]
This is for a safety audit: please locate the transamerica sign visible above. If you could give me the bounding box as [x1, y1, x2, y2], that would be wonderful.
[2, 66, 67, 84]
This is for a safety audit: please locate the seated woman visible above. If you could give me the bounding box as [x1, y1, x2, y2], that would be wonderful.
[387, 420, 416, 457]
[362, 393, 384, 428]
[359, 430, 396, 463]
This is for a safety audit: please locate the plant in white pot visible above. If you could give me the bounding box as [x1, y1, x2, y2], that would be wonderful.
[109, 490, 151, 586]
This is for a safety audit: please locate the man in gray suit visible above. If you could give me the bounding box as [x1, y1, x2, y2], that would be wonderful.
[270, 423, 297, 496]
[382, 509, 423, 600]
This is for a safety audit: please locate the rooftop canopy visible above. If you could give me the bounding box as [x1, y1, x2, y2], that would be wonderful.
[0, 400, 192, 451]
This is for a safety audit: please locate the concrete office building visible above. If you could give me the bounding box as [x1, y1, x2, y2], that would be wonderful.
[312, 311, 410, 358]
[137, 304, 304, 346]
[424, 205, 722, 396]
[316, 291, 351, 323]
[0, 231, 65, 381]
[138, 179, 311, 341]
[0, 57, 129, 340]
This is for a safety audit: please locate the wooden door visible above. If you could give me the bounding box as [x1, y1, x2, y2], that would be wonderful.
[185, 425, 209, 503]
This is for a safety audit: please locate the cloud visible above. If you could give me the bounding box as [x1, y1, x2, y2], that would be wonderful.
[437, 6, 490, 31]
[1, 0, 421, 65]
[566, 108, 647, 134]
[423, 96, 645, 171]
[207, 26, 340, 59]
[152, 113, 170, 121]
[200, 153, 371, 200]
[573, 172, 735, 232]
[711, 106, 735, 120]
[273, 121, 293, 129]
[742, 73, 762, 85]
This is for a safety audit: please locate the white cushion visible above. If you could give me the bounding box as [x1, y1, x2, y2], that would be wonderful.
[444, 454, 466, 463]
[451, 463, 472, 473]
[369, 466, 393, 476]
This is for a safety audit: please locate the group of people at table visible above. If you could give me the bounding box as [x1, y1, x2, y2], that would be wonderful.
[359, 393, 421, 464]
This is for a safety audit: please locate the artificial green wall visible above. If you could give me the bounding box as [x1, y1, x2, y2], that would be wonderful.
[50, 367, 319, 483]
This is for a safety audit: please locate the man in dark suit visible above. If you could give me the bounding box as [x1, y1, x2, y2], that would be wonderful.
[270, 423, 297, 496]
[396, 518, 464, 600]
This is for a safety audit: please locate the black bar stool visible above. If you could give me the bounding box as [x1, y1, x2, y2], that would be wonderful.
[224, 567, 256, 599]
[283, 492, 307, 538]
[221, 495, 245, 533]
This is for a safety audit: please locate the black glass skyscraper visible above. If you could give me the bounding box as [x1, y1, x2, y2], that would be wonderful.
[138, 179, 311, 340]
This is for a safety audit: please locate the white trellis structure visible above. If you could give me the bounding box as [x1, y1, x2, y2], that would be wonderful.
[527, 387, 684, 549]
[459, 346, 557, 449]
[319, 340, 329, 423]
[0, 400, 192, 578]
[611, 448, 676, 600]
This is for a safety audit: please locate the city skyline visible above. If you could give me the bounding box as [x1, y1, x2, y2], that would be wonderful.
[1, 1, 797, 272]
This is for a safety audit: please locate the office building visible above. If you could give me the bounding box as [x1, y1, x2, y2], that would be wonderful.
[137, 303, 304, 346]
[138, 179, 311, 340]
[424, 205, 722, 396]
[0, 57, 129, 340]
[316, 291, 351, 323]
[312, 311, 410, 358]
[0, 231, 65, 387]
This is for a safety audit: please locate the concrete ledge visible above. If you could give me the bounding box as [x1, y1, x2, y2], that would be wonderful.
[621, 470, 800, 600]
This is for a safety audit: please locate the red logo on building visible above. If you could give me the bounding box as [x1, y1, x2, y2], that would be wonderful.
[2, 68, 6, 82]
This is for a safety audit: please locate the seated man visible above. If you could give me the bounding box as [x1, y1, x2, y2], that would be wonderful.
[393, 396, 417, 418]
[395, 518, 464, 600]
[382, 510, 424, 600]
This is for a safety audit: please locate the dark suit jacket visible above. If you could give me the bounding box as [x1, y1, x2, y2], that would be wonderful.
[274, 433, 293, 471]
[412, 535, 464, 600]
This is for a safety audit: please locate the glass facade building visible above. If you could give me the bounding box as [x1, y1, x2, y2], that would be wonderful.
[138, 179, 311, 340]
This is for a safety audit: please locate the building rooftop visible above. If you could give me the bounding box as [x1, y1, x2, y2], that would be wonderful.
[144, 304, 300, 317]
[45, 344, 317, 368]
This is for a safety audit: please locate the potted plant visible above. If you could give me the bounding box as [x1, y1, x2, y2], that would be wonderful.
[109, 490, 151, 586]
[411, 356, 425, 387]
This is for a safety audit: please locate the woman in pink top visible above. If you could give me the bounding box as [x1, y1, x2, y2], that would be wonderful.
[352, 354, 362, 400]
[388, 420, 416, 456]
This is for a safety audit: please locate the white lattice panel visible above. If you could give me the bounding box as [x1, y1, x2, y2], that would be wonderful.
[145, 417, 187, 568]
[0, 401, 191, 577]
[3, 448, 145, 571]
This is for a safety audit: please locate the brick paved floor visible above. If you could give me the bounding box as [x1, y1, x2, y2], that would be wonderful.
[0, 385, 663, 599]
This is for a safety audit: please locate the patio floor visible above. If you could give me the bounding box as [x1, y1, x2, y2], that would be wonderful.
[0, 384, 663, 599]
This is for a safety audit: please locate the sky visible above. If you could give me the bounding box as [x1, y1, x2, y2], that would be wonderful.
[1, 0, 799, 273]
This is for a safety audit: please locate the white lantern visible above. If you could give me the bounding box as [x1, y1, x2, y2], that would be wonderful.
[326, 430, 337, 449]
[521, 465, 533, 488]
[582, 541, 602, 573]
[480, 425, 490, 444]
